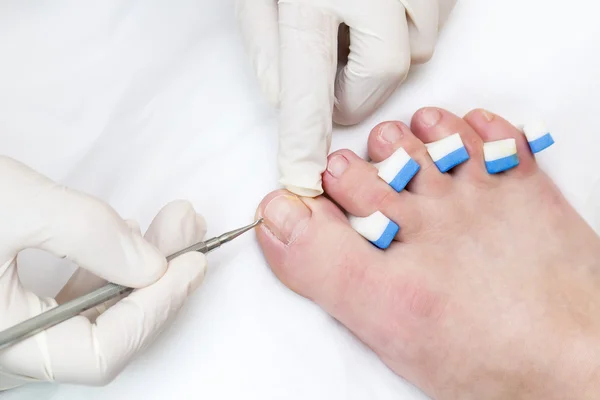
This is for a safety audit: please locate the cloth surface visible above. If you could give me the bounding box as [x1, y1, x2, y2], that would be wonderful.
[1, 0, 599, 399]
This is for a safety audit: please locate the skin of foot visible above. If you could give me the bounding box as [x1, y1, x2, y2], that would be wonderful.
[255, 108, 600, 399]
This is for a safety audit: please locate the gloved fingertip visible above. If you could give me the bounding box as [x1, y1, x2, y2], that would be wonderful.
[439, 0, 458, 28]
[407, 22, 437, 65]
[332, 110, 365, 126]
[163, 199, 196, 216]
[164, 200, 207, 244]
[124, 219, 141, 235]
[332, 87, 398, 126]
[195, 214, 208, 240]
[282, 182, 324, 198]
[189, 253, 207, 293]
[128, 234, 168, 288]
[278, 169, 325, 197]
[277, 142, 326, 198]
[169, 251, 207, 294]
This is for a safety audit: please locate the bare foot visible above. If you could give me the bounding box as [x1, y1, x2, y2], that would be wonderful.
[255, 108, 600, 399]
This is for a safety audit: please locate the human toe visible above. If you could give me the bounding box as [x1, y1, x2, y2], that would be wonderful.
[411, 107, 487, 181]
[322, 149, 424, 243]
[464, 109, 537, 176]
[367, 121, 451, 195]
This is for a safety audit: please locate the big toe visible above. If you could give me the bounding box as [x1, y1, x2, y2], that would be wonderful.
[255, 190, 389, 333]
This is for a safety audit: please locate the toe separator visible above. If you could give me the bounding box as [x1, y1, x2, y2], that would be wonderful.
[522, 120, 555, 153]
[483, 138, 519, 174]
[348, 211, 398, 249]
[425, 133, 470, 173]
[373, 147, 420, 192]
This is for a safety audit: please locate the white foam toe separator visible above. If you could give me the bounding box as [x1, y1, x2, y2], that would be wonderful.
[349, 211, 398, 250]
[373, 147, 420, 192]
[483, 138, 519, 174]
[522, 120, 554, 153]
[426, 133, 470, 173]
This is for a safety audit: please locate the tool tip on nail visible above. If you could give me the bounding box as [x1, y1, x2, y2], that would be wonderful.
[219, 219, 264, 243]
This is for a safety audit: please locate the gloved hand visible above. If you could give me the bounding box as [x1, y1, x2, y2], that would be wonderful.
[236, 0, 457, 197]
[0, 156, 207, 390]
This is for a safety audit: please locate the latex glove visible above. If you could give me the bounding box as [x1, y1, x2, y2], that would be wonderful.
[236, 0, 457, 196]
[0, 156, 207, 390]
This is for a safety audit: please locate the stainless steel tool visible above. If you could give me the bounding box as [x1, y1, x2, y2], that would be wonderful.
[0, 219, 263, 351]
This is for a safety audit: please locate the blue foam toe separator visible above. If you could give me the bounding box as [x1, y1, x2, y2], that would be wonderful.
[389, 159, 420, 192]
[371, 221, 399, 249]
[485, 154, 519, 174]
[434, 147, 469, 173]
[528, 133, 554, 153]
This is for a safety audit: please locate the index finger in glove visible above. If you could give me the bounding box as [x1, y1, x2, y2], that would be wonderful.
[277, 2, 340, 197]
[58, 201, 207, 321]
[401, 0, 456, 64]
[278, 1, 339, 197]
[0, 156, 166, 289]
[0, 200, 208, 386]
[144, 200, 207, 256]
[333, 1, 411, 126]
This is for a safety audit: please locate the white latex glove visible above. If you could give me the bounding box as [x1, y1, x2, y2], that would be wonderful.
[0, 156, 207, 390]
[236, 0, 457, 196]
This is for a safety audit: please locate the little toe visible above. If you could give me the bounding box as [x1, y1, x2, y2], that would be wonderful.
[323, 149, 422, 243]
[367, 121, 452, 195]
[464, 109, 537, 176]
[411, 107, 487, 181]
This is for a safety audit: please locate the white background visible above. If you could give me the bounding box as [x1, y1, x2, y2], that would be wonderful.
[2, 0, 600, 399]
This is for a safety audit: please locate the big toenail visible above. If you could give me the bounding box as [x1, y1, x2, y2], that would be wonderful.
[379, 123, 403, 144]
[420, 108, 441, 127]
[263, 195, 311, 244]
[481, 109, 496, 122]
[327, 154, 349, 178]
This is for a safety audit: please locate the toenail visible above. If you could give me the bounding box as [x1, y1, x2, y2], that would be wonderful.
[480, 109, 496, 122]
[327, 154, 349, 178]
[420, 108, 441, 127]
[263, 195, 311, 244]
[379, 123, 403, 144]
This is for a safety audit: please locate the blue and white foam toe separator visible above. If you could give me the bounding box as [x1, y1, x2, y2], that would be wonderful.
[426, 133, 470, 173]
[522, 120, 554, 153]
[373, 147, 420, 192]
[349, 211, 398, 250]
[484, 138, 519, 174]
